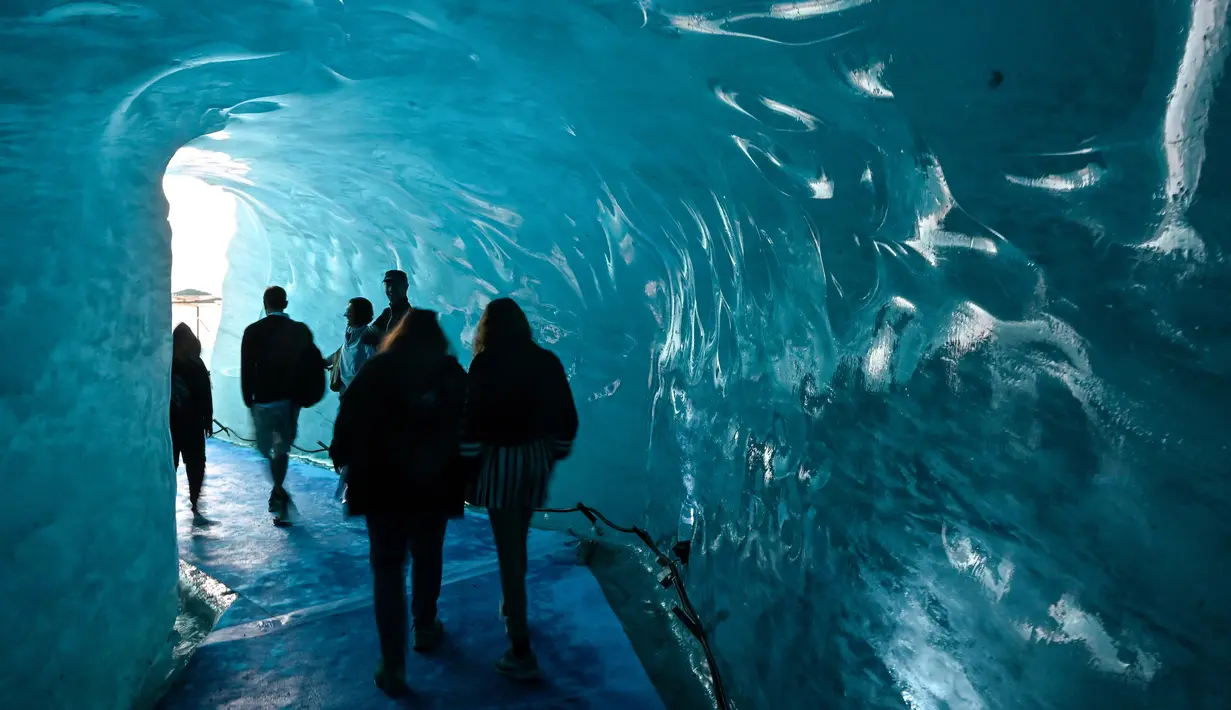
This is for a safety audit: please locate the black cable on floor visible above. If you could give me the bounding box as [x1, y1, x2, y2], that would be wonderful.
[209, 420, 730, 709]
[539, 504, 730, 710]
[211, 419, 331, 455]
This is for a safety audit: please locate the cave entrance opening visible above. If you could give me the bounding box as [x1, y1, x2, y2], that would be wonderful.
[164, 145, 241, 367]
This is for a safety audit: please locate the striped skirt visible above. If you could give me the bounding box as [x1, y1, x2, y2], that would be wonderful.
[470, 439, 557, 510]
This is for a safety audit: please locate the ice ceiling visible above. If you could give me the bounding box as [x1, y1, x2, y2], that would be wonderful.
[3, 0, 1231, 708]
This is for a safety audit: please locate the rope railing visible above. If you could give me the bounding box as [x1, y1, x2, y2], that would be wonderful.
[211, 419, 331, 455]
[206, 419, 731, 710]
[540, 503, 730, 710]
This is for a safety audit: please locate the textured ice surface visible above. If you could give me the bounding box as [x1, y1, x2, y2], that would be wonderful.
[2, 0, 1231, 708]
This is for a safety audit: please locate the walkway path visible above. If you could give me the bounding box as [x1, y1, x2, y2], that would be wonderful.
[158, 440, 664, 710]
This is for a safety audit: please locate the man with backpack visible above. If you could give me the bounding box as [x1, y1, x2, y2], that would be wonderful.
[241, 286, 327, 525]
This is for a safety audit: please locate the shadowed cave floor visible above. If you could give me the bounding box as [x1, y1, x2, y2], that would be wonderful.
[157, 440, 666, 710]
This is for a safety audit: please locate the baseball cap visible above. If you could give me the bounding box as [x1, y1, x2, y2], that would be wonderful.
[383, 269, 408, 285]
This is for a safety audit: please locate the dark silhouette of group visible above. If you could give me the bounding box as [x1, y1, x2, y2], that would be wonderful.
[170, 272, 578, 695]
[331, 295, 578, 692]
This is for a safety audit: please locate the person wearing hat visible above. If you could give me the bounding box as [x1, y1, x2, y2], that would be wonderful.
[363, 269, 412, 346]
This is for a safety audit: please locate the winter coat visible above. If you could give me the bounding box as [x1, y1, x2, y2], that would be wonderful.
[330, 351, 469, 517]
[461, 343, 577, 509]
[170, 355, 212, 431]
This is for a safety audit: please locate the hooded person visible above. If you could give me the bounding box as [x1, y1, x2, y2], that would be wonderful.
[170, 323, 213, 515]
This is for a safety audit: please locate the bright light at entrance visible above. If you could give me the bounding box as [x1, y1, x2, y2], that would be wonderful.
[165, 147, 244, 365]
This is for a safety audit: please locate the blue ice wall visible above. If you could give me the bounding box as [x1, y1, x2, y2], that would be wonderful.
[3, 1, 1231, 708]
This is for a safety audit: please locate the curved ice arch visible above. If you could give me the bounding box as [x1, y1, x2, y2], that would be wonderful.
[3, 1, 1231, 709]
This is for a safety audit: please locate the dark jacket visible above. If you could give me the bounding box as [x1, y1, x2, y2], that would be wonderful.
[361, 300, 411, 346]
[171, 356, 212, 431]
[240, 314, 315, 406]
[330, 351, 469, 517]
[460, 343, 578, 458]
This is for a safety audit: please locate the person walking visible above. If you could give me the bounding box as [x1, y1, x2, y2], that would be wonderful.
[240, 286, 326, 525]
[330, 309, 469, 697]
[460, 297, 578, 680]
[170, 323, 212, 516]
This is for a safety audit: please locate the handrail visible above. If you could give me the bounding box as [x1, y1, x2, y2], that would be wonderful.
[211, 419, 331, 455]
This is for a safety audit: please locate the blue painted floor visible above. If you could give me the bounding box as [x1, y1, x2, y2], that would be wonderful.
[159, 440, 665, 710]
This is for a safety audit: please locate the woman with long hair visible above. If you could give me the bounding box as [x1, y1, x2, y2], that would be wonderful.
[329, 308, 469, 698]
[170, 323, 212, 515]
[460, 297, 578, 680]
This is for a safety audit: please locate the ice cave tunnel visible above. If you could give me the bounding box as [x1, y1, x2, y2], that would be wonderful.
[3, 0, 1231, 708]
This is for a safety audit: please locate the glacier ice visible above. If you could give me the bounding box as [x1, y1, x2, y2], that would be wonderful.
[2, 0, 1231, 708]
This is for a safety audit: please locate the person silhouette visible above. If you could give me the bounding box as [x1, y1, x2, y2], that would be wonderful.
[330, 309, 469, 697]
[240, 286, 325, 525]
[460, 298, 578, 680]
[170, 323, 212, 516]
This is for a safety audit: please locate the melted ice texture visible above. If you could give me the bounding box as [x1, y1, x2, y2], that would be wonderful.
[2, 0, 1231, 708]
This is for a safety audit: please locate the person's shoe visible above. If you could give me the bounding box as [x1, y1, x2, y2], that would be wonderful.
[495, 648, 542, 681]
[373, 658, 410, 698]
[268, 487, 290, 512]
[412, 619, 445, 652]
[273, 497, 295, 527]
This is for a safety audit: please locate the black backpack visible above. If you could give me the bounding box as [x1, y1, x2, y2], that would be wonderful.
[294, 338, 327, 409]
[402, 361, 464, 486]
